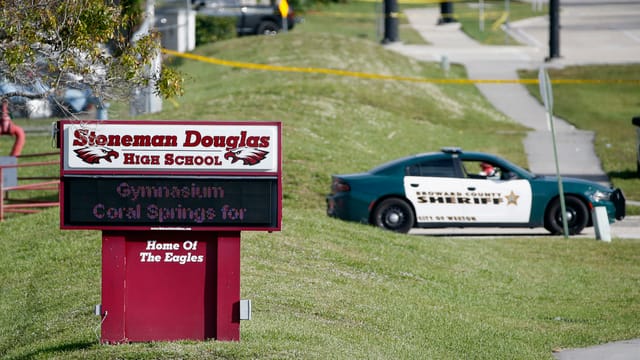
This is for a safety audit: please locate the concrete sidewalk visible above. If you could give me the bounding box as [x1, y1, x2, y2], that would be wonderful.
[386, 2, 640, 359]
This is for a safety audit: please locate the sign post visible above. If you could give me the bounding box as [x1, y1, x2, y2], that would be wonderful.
[538, 68, 569, 238]
[278, 0, 289, 33]
[58, 120, 282, 342]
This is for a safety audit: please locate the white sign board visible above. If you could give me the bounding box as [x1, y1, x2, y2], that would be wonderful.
[59, 120, 281, 175]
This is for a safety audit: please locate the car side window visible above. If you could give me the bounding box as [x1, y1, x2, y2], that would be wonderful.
[405, 159, 456, 177]
[461, 159, 521, 180]
[462, 160, 493, 179]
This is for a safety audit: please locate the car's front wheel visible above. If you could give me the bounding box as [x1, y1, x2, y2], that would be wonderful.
[257, 21, 279, 35]
[372, 198, 415, 233]
[544, 195, 589, 235]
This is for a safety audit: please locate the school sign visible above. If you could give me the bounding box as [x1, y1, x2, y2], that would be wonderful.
[58, 120, 282, 342]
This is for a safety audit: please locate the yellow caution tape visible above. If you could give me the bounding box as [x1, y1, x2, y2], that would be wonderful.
[491, 11, 509, 31]
[162, 49, 640, 85]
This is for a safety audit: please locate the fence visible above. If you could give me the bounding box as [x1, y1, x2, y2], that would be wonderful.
[0, 152, 60, 221]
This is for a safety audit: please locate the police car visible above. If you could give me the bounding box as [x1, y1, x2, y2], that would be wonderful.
[326, 147, 626, 235]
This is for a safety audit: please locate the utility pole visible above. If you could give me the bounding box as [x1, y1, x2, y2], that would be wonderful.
[438, 1, 455, 24]
[382, 0, 398, 43]
[130, 0, 163, 116]
[548, 0, 560, 60]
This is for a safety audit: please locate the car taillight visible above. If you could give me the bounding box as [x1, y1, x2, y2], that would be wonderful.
[332, 178, 350, 193]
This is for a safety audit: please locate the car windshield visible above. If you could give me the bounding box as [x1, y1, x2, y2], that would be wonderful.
[496, 157, 536, 178]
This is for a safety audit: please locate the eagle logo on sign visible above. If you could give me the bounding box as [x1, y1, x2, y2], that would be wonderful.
[224, 147, 269, 166]
[74, 146, 119, 164]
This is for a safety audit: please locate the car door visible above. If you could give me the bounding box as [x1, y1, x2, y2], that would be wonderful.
[456, 159, 533, 224]
[403, 157, 478, 224]
[404, 158, 533, 225]
[455, 177, 533, 224]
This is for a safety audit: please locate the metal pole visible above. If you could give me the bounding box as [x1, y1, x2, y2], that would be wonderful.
[130, 0, 163, 116]
[504, 0, 510, 44]
[539, 68, 569, 238]
[1, 167, 4, 222]
[549, 114, 569, 238]
[548, 0, 560, 60]
[439, 1, 455, 24]
[382, 0, 398, 43]
[479, 0, 484, 32]
[504, 0, 509, 25]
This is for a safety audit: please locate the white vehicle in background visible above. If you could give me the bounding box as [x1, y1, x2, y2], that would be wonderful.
[0, 77, 52, 118]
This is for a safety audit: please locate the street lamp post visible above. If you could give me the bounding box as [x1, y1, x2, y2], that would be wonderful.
[548, 0, 560, 60]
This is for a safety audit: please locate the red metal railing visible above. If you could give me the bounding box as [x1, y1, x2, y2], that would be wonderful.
[0, 152, 59, 221]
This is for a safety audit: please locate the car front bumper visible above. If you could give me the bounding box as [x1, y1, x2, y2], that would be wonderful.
[612, 188, 626, 220]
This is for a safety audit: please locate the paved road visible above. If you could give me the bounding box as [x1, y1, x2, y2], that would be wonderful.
[410, 216, 639, 239]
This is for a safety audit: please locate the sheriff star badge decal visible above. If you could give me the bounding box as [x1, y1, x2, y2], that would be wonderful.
[505, 191, 520, 205]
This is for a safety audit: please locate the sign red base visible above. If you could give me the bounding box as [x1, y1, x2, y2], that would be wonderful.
[100, 231, 241, 343]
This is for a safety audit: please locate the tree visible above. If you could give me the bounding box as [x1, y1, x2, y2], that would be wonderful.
[0, 0, 183, 116]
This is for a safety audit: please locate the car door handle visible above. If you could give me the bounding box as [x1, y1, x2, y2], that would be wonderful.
[467, 187, 476, 191]
[410, 183, 419, 187]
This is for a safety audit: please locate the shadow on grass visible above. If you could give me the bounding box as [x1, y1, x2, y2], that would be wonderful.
[6, 341, 95, 360]
[413, 232, 553, 238]
[609, 170, 639, 180]
[4, 193, 59, 203]
[418, 233, 553, 238]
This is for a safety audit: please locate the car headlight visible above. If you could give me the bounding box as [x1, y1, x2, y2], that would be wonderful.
[591, 190, 611, 202]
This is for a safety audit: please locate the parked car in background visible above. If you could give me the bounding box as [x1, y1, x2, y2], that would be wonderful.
[0, 77, 95, 119]
[0, 77, 52, 118]
[327, 147, 626, 235]
[192, 0, 295, 35]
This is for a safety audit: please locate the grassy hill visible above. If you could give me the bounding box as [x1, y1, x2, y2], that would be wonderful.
[1, 31, 640, 360]
[149, 32, 528, 208]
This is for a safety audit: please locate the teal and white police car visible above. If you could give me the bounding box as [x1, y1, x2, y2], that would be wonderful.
[326, 147, 626, 235]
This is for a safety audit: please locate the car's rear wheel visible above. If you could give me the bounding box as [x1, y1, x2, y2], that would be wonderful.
[257, 21, 279, 35]
[544, 195, 589, 235]
[372, 198, 415, 233]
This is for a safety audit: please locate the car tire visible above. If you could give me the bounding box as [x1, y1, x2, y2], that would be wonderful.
[372, 198, 415, 234]
[544, 195, 589, 235]
[257, 20, 279, 35]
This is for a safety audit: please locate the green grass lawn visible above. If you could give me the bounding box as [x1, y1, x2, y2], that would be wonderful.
[2, 206, 640, 359]
[138, 32, 528, 209]
[456, 0, 548, 45]
[298, 0, 547, 46]
[1, 2, 640, 359]
[299, 0, 428, 44]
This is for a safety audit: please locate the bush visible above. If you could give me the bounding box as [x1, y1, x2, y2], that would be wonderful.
[195, 15, 236, 46]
